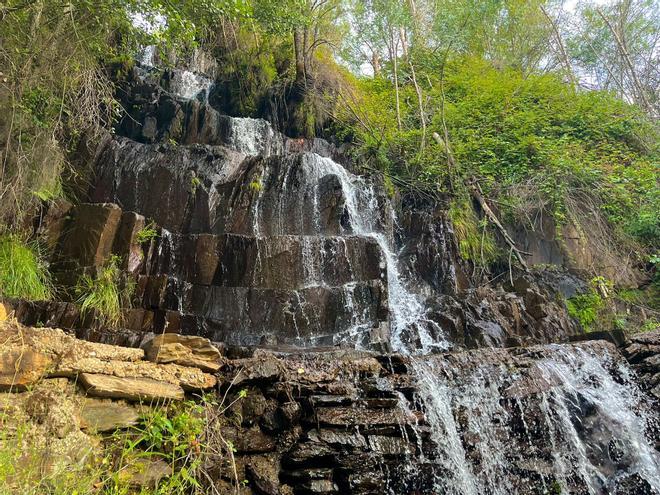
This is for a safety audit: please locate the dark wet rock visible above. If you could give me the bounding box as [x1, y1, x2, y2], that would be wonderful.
[245, 454, 281, 495]
[224, 426, 277, 454]
[112, 211, 146, 274]
[55, 203, 122, 268]
[314, 407, 405, 428]
[307, 429, 367, 449]
[36, 198, 73, 254]
[367, 435, 413, 456]
[570, 328, 627, 347]
[283, 441, 337, 468]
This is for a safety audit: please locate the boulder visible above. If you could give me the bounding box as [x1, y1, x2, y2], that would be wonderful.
[143, 333, 222, 372]
[79, 373, 185, 401]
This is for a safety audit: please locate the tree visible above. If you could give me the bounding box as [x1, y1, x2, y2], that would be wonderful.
[567, 0, 659, 117]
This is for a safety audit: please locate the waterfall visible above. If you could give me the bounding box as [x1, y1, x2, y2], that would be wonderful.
[109, 51, 660, 491]
[167, 70, 214, 101]
[226, 117, 283, 157]
[408, 345, 660, 494]
[242, 148, 449, 352]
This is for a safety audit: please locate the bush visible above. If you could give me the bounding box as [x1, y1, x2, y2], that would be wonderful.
[135, 222, 159, 244]
[0, 236, 52, 301]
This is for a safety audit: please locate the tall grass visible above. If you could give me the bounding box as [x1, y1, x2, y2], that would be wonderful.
[75, 255, 133, 327]
[0, 235, 52, 300]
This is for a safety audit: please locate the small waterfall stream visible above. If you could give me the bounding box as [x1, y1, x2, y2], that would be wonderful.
[108, 58, 660, 491]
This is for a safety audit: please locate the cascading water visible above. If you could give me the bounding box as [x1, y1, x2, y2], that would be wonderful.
[240, 146, 448, 352]
[407, 345, 660, 494]
[103, 51, 660, 490]
[221, 120, 659, 492]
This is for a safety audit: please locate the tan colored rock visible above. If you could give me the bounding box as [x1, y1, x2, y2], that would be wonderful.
[79, 373, 185, 402]
[57, 202, 122, 267]
[144, 333, 222, 372]
[79, 398, 140, 432]
[0, 322, 216, 392]
[0, 301, 11, 321]
[0, 322, 144, 362]
[0, 348, 52, 390]
[57, 356, 216, 391]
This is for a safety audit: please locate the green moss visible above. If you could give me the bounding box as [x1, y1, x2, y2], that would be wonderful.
[565, 277, 613, 332]
[248, 180, 263, 192]
[0, 235, 52, 301]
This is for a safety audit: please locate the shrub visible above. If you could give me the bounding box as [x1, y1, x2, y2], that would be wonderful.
[0, 235, 52, 301]
[565, 277, 613, 332]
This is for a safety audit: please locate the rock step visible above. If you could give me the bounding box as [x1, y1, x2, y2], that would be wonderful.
[118, 91, 341, 159]
[152, 281, 388, 346]
[143, 232, 385, 290]
[79, 372, 185, 402]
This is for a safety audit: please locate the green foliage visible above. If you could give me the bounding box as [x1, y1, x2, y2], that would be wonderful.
[107, 402, 206, 495]
[248, 180, 263, 192]
[565, 277, 613, 332]
[0, 236, 52, 301]
[567, 292, 605, 332]
[0, 419, 101, 495]
[136, 222, 159, 244]
[448, 197, 498, 265]
[75, 256, 133, 327]
[337, 55, 658, 261]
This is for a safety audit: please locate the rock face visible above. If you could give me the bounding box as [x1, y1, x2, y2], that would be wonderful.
[623, 330, 660, 401]
[3, 48, 657, 495]
[10, 57, 592, 352]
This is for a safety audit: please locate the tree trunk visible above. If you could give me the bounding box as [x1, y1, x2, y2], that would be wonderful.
[540, 6, 578, 88]
[597, 8, 654, 115]
[389, 30, 402, 131]
[400, 27, 426, 150]
[293, 28, 306, 84]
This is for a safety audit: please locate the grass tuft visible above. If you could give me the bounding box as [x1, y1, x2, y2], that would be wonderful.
[75, 255, 133, 327]
[0, 235, 52, 301]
